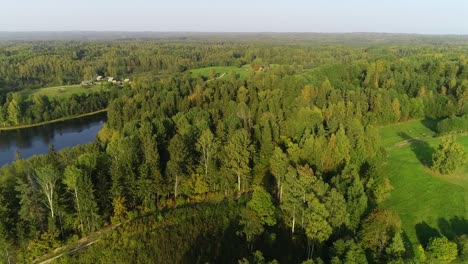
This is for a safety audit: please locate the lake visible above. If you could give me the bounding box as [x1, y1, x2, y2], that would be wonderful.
[0, 112, 106, 167]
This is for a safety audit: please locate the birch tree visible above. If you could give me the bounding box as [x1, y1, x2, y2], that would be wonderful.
[35, 165, 60, 221]
[196, 129, 216, 179]
[223, 129, 252, 192]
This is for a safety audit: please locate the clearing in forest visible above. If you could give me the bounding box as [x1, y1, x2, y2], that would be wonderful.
[190, 64, 252, 80]
[20, 84, 106, 98]
[379, 119, 468, 248]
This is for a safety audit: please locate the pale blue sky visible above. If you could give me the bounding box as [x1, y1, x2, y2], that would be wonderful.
[2, 0, 467, 34]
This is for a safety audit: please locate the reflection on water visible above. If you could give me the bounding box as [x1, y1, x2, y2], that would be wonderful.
[0, 112, 106, 167]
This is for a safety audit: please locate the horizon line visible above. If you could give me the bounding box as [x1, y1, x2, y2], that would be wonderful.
[0, 31, 467, 36]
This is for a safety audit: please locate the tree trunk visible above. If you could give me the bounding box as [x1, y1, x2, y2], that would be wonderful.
[204, 154, 208, 176]
[75, 188, 84, 234]
[6, 248, 11, 264]
[174, 175, 178, 198]
[237, 173, 241, 192]
[279, 184, 283, 203]
[311, 241, 315, 259]
[46, 192, 54, 219]
[301, 208, 304, 227]
[292, 204, 296, 234]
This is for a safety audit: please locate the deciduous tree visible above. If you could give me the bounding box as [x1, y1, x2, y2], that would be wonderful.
[432, 135, 467, 174]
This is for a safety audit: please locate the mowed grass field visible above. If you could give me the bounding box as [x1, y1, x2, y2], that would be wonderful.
[20, 84, 105, 98]
[190, 64, 252, 80]
[380, 119, 468, 248]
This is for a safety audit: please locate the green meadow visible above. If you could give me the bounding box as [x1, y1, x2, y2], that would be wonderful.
[380, 119, 468, 248]
[20, 83, 105, 98]
[190, 64, 252, 80]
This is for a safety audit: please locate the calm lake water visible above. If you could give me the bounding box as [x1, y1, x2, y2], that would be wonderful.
[0, 113, 106, 167]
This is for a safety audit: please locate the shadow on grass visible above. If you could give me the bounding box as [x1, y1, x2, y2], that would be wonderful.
[398, 132, 434, 166]
[420, 119, 438, 133]
[415, 221, 441, 247]
[415, 217, 468, 247]
[438, 216, 468, 240]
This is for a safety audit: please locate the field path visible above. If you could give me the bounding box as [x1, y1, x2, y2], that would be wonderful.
[32, 191, 249, 263]
[32, 223, 123, 264]
[389, 135, 434, 149]
[207, 72, 226, 82]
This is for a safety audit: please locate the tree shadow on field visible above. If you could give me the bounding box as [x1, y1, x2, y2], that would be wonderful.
[420, 119, 438, 134]
[415, 217, 468, 248]
[415, 221, 441, 247]
[438, 217, 468, 240]
[398, 132, 434, 167]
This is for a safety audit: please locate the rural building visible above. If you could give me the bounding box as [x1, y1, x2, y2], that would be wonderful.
[81, 80, 93, 86]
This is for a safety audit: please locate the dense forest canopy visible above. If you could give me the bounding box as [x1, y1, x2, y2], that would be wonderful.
[0, 33, 467, 263]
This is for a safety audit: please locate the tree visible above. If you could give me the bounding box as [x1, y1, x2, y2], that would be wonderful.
[63, 165, 85, 233]
[270, 147, 289, 203]
[35, 165, 60, 222]
[333, 166, 368, 230]
[136, 122, 163, 208]
[25, 231, 60, 263]
[7, 93, 22, 125]
[196, 129, 217, 183]
[239, 187, 276, 244]
[280, 166, 303, 234]
[167, 134, 190, 198]
[0, 227, 12, 264]
[0, 195, 12, 264]
[16, 174, 47, 235]
[385, 232, 405, 259]
[432, 135, 467, 174]
[111, 197, 128, 224]
[391, 98, 401, 122]
[324, 188, 349, 230]
[414, 244, 427, 264]
[223, 129, 252, 192]
[246, 187, 276, 227]
[303, 196, 332, 259]
[332, 126, 351, 169]
[63, 165, 100, 233]
[359, 209, 402, 256]
[239, 208, 264, 245]
[426, 236, 458, 263]
[331, 239, 368, 264]
[300, 166, 333, 259]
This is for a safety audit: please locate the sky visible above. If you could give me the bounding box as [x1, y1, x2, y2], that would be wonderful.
[2, 0, 467, 34]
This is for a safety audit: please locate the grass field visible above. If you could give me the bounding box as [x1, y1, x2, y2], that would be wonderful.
[20, 84, 106, 98]
[379, 119, 468, 248]
[190, 64, 252, 80]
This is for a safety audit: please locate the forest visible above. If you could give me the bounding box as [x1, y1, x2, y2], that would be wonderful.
[0, 34, 467, 263]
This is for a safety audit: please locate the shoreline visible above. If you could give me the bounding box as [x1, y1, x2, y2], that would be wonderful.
[0, 109, 107, 131]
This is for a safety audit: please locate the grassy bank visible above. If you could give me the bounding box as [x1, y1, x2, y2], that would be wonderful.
[0, 109, 107, 131]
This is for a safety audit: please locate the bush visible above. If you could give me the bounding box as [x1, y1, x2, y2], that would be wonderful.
[432, 135, 467, 174]
[437, 115, 468, 134]
[426, 237, 458, 263]
[176, 196, 186, 206]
